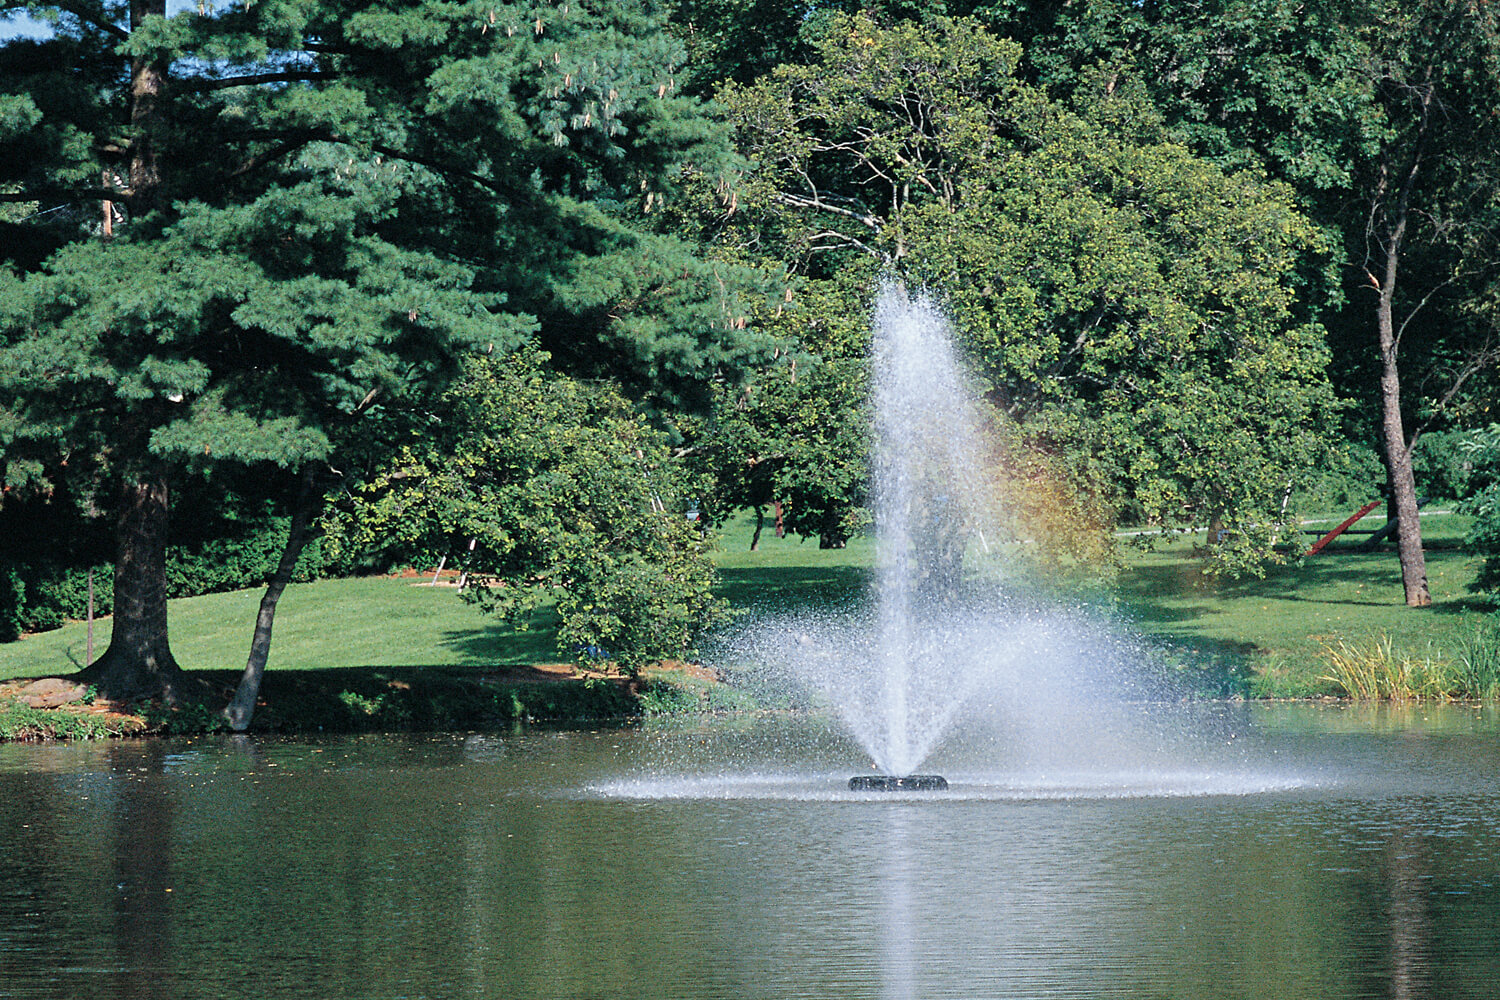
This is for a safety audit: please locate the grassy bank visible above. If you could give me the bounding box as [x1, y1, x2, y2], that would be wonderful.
[1, 510, 1496, 738]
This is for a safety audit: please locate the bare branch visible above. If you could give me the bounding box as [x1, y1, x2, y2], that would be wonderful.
[776, 191, 881, 231]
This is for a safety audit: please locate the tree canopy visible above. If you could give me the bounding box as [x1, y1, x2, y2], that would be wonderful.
[713, 15, 1340, 570]
[327, 347, 725, 672]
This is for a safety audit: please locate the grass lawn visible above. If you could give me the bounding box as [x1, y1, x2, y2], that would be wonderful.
[1113, 512, 1495, 695]
[0, 575, 563, 682]
[0, 508, 1494, 701]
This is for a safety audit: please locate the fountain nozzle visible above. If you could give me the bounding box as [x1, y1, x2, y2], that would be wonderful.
[848, 775, 948, 792]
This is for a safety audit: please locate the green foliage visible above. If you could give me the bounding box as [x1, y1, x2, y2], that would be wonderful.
[1003, 0, 1500, 521]
[1318, 635, 1451, 702]
[694, 349, 872, 548]
[1412, 430, 1476, 503]
[139, 697, 229, 735]
[328, 348, 727, 672]
[717, 14, 1341, 573]
[0, 0, 775, 692]
[1461, 425, 1500, 593]
[1454, 624, 1500, 702]
[0, 701, 145, 740]
[635, 671, 760, 714]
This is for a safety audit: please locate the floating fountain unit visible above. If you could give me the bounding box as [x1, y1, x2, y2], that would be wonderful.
[849, 774, 949, 792]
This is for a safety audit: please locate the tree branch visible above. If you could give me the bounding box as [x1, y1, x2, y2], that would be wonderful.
[776, 191, 881, 231]
[229, 135, 317, 178]
[179, 70, 345, 93]
[47, 1, 129, 41]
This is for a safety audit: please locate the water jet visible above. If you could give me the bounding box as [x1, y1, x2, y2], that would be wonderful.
[721, 284, 1139, 789]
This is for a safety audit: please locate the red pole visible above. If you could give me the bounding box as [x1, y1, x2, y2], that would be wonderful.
[1306, 501, 1381, 556]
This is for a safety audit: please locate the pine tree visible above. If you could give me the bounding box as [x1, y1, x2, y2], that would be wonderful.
[0, 0, 765, 712]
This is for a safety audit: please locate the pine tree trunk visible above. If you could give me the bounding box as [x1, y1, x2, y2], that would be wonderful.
[127, 0, 166, 217]
[222, 470, 320, 731]
[80, 476, 189, 699]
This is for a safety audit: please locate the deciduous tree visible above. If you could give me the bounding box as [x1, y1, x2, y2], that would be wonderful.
[327, 348, 726, 672]
[717, 15, 1340, 571]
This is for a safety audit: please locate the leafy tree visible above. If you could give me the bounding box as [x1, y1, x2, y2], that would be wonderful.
[981, 0, 1500, 604]
[716, 15, 1340, 571]
[0, 0, 766, 716]
[327, 348, 725, 672]
[1460, 424, 1500, 596]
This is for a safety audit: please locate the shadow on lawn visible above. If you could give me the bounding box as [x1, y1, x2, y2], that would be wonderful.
[715, 565, 872, 614]
[1114, 544, 1491, 651]
[435, 606, 563, 666]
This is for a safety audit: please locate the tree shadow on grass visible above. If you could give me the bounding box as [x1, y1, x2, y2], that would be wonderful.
[714, 565, 872, 616]
[435, 605, 563, 666]
[1429, 596, 1499, 615]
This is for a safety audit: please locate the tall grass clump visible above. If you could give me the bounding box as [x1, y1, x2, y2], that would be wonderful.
[1317, 635, 1450, 701]
[1454, 622, 1500, 700]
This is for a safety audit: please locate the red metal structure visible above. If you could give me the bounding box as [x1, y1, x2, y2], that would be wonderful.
[1305, 501, 1382, 556]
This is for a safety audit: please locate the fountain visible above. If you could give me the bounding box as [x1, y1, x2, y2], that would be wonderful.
[723, 284, 1124, 792]
[852, 285, 998, 789]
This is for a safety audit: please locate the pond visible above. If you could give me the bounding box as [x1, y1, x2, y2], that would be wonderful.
[4, 704, 1500, 999]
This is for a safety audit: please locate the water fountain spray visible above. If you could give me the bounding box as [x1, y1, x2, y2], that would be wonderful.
[851, 284, 999, 790]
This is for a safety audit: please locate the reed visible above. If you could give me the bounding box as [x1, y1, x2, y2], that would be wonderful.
[1454, 622, 1500, 701]
[1317, 635, 1451, 702]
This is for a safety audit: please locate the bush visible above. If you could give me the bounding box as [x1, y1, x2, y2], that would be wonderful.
[1412, 430, 1475, 502]
[0, 567, 23, 643]
[163, 520, 331, 598]
[1461, 425, 1500, 593]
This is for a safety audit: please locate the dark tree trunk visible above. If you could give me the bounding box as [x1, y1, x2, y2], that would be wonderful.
[223, 469, 320, 731]
[126, 0, 166, 218]
[1374, 202, 1431, 607]
[80, 476, 192, 700]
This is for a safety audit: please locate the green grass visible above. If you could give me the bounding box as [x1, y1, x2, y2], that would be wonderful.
[714, 510, 876, 614]
[1113, 512, 1495, 696]
[1, 508, 1496, 707]
[0, 575, 563, 682]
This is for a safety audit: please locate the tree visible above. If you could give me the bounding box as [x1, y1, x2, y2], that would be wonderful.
[327, 348, 725, 672]
[982, 0, 1500, 604]
[0, 0, 767, 714]
[716, 15, 1340, 571]
[1344, 1, 1500, 606]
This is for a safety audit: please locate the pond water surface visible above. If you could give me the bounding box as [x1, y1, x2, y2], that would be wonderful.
[4, 704, 1500, 999]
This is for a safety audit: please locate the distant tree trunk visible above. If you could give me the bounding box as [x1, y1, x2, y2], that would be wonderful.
[223, 468, 321, 731]
[1373, 183, 1431, 607]
[750, 504, 764, 551]
[80, 476, 190, 700]
[1364, 71, 1434, 608]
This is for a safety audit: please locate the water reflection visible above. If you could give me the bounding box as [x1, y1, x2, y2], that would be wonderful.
[107, 742, 177, 1000]
[880, 807, 915, 1000]
[3, 708, 1500, 999]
